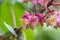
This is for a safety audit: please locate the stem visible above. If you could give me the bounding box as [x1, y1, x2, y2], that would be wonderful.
[16, 27, 22, 34]
[40, 0, 54, 13]
[17, 31, 24, 40]
[15, 27, 23, 40]
[34, 4, 37, 13]
[47, 0, 54, 7]
[14, 27, 23, 40]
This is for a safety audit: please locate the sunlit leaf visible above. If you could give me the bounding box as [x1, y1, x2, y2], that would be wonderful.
[4, 22, 16, 35]
[0, 1, 14, 34]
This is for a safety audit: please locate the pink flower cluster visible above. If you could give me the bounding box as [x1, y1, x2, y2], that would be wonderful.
[47, 12, 60, 27]
[21, 11, 45, 29]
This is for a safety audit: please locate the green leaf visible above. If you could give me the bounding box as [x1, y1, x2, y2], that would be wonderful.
[4, 22, 16, 35]
[0, 1, 13, 34]
[23, 29, 34, 40]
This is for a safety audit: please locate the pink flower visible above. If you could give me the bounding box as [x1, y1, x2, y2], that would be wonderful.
[21, 12, 39, 29]
[22, 11, 45, 29]
[29, 15, 38, 29]
[21, 19, 29, 29]
[47, 13, 60, 27]
[47, 15, 57, 26]
[22, 11, 31, 19]
[31, 0, 38, 5]
[29, 15, 38, 25]
[48, 9, 55, 15]
[56, 18, 60, 26]
[56, 13, 60, 26]
[38, 0, 44, 5]
[38, 0, 51, 8]
[35, 13, 45, 26]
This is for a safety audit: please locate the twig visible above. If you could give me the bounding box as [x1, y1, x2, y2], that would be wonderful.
[40, 0, 54, 13]
[33, 4, 37, 13]
[52, 3, 60, 5]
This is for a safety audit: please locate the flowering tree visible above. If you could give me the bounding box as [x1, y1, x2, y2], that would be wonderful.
[1, 0, 60, 40]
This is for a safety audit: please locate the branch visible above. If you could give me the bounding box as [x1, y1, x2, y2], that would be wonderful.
[40, 0, 54, 13]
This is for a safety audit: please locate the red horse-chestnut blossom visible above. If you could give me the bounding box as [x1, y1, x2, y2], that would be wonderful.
[21, 11, 45, 29]
[35, 13, 45, 26]
[21, 11, 39, 29]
